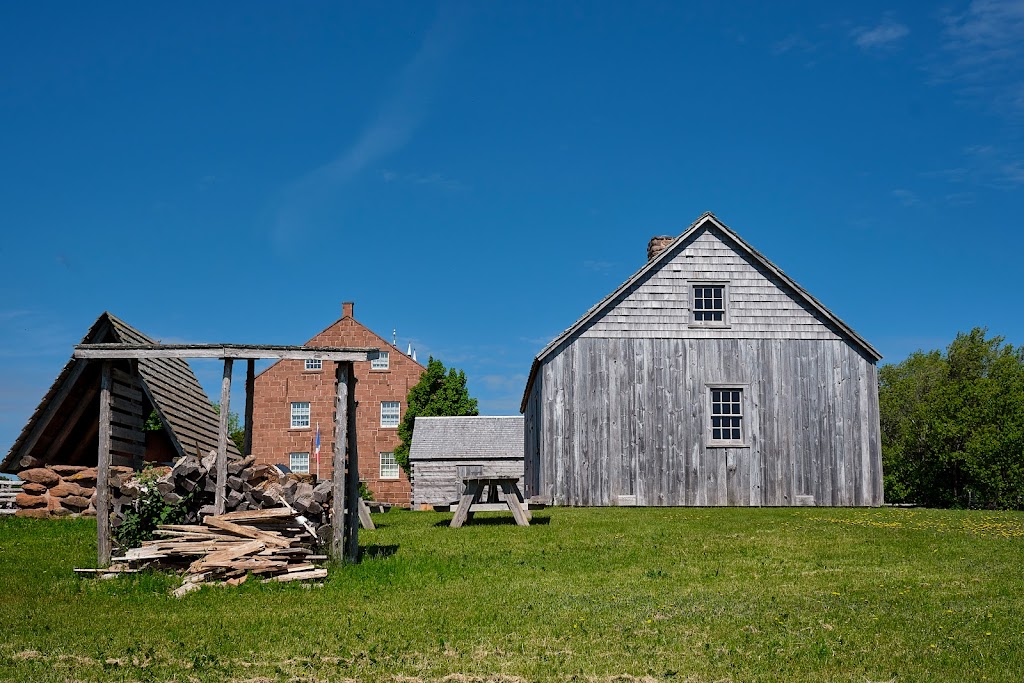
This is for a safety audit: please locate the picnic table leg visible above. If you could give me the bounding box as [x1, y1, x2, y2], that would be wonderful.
[500, 480, 531, 526]
[451, 479, 481, 528]
[358, 498, 375, 530]
[510, 481, 532, 522]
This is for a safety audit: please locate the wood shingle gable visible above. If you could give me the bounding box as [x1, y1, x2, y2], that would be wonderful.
[2, 312, 238, 472]
[521, 212, 881, 411]
[409, 416, 524, 461]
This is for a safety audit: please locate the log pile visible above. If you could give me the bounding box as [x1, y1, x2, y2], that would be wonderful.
[110, 452, 334, 539]
[105, 508, 328, 596]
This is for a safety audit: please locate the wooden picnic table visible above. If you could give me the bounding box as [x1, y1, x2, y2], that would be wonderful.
[449, 476, 531, 528]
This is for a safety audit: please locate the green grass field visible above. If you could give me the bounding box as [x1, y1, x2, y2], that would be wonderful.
[1, 506, 1022, 682]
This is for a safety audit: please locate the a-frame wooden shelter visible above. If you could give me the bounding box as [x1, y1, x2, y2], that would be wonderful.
[73, 341, 375, 565]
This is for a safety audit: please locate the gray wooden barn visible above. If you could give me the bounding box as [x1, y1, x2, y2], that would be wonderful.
[520, 212, 883, 508]
[409, 416, 524, 508]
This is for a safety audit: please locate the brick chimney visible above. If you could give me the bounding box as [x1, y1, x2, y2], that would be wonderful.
[342, 301, 354, 319]
[647, 236, 674, 261]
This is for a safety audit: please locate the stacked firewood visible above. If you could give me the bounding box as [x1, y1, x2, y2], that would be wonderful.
[105, 508, 328, 596]
[110, 451, 334, 538]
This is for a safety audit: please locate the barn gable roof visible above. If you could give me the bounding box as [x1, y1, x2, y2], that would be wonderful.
[409, 416, 524, 462]
[520, 212, 882, 411]
[2, 312, 238, 472]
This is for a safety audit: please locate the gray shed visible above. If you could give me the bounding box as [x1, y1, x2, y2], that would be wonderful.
[521, 212, 883, 508]
[409, 416, 524, 508]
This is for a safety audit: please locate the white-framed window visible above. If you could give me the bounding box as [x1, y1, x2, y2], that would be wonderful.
[304, 358, 322, 371]
[290, 402, 311, 429]
[380, 452, 399, 479]
[691, 282, 729, 326]
[707, 386, 747, 446]
[290, 452, 310, 473]
[380, 401, 400, 428]
[371, 351, 390, 370]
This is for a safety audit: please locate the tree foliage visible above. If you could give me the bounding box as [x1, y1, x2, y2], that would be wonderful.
[880, 328, 1024, 509]
[395, 357, 479, 475]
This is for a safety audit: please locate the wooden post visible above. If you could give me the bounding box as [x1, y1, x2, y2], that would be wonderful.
[214, 358, 233, 515]
[243, 359, 255, 456]
[96, 361, 112, 567]
[344, 362, 359, 562]
[331, 363, 349, 559]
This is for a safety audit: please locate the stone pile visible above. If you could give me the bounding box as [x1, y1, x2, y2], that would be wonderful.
[13, 464, 123, 519]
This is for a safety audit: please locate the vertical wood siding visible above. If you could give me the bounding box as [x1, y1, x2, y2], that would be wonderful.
[525, 337, 882, 507]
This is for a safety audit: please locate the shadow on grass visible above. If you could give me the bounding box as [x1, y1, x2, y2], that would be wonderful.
[433, 514, 551, 528]
[360, 544, 399, 560]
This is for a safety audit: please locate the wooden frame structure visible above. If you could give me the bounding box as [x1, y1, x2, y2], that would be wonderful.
[73, 343, 376, 566]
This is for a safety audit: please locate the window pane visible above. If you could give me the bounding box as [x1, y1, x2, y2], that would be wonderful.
[290, 452, 309, 473]
[290, 402, 311, 428]
[381, 401, 400, 428]
[380, 452, 399, 479]
[371, 351, 390, 370]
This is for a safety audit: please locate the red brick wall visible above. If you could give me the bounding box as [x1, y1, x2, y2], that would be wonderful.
[250, 307, 424, 506]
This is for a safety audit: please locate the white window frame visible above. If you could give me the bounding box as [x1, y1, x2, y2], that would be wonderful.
[380, 401, 400, 428]
[290, 452, 310, 473]
[706, 384, 749, 447]
[304, 358, 323, 371]
[379, 452, 399, 480]
[371, 351, 390, 371]
[688, 281, 731, 328]
[290, 401, 311, 429]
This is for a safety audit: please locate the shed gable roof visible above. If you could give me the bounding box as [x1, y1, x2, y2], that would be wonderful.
[3, 312, 237, 471]
[409, 416, 524, 461]
[520, 212, 881, 411]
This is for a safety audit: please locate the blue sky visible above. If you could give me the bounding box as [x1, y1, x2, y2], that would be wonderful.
[2, 1, 1023, 451]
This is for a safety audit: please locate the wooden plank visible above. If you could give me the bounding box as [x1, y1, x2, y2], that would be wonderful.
[110, 425, 144, 444]
[332, 365, 348, 559]
[450, 479, 482, 528]
[110, 380, 144, 403]
[214, 359, 232, 515]
[75, 344, 375, 362]
[97, 362, 112, 567]
[358, 498, 375, 530]
[243, 360, 254, 456]
[345, 362, 359, 562]
[202, 516, 292, 548]
[44, 381, 99, 461]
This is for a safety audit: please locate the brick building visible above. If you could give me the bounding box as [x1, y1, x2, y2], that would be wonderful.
[250, 302, 424, 506]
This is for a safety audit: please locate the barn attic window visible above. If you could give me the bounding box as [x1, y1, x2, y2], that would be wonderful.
[304, 358, 322, 371]
[692, 283, 727, 325]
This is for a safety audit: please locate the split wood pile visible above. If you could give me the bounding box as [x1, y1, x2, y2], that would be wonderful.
[102, 508, 327, 596]
[139, 451, 333, 537]
[10, 463, 112, 519]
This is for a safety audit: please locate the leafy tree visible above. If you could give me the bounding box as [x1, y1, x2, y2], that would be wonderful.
[212, 402, 246, 455]
[880, 328, 1024, 509]
[395, 357, 479, 475]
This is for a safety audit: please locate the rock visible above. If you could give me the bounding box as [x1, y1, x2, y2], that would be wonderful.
[15, 508, 50, 519]
[49, 506, 72, 517]
[111, 465, 134, 476]
[61, 495, 91, 511]
[49, 465, 86, 476]
[201, 475, 217, 493]
[156, 479, 175, 495]
[67, 468, 98, 486]
[21, 482, 48, 495]
[49, 481, 89, 498]
[15, 493, 48, 508]
[19, 455, 43, 469]
[161, 491, 182, 506]
[226, 475, 245, 491]
[18, 468, 60, 487]
[198, 504, 216, 518]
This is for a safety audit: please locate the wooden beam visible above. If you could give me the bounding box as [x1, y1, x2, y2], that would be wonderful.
[345, 362, 359, 562]
[214, 359, 232, 515]
[332, 364, 348, 560]
[74, 344, 375, 362]
[97, 362, 112, 567]
[243, 360, 254, 456]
